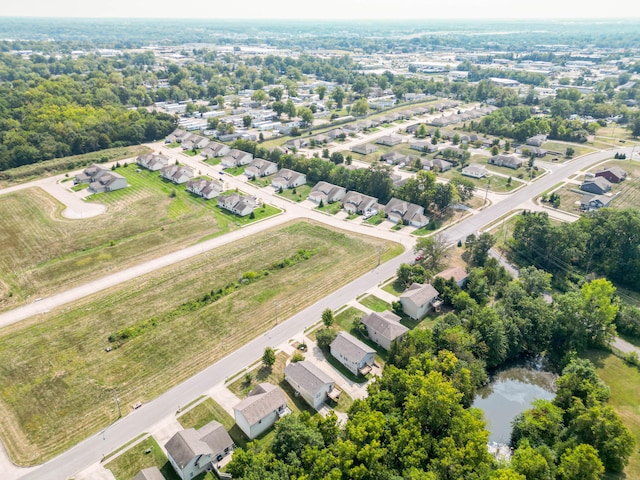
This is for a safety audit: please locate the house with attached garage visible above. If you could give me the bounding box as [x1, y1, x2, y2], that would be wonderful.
[384, 198, 429, 228]
[200, 141, 230, 158]
[580, 177, 612, 195]
[330, 331, 376, 376]
[351, 143, 379, 155]
[435, 266, 468, 287]
[74, 164, 112, 184]
[271, 169, 306, 190]
[595, 166, 627, 183]
[181, 134, 210, 150]
[136, 153, 170, 171]
[187, 178, 224, 200]
[88, 171, 128, 193]
[580, 194, 613, 211]
[399, 283, 441, 320]
[233, 383, 290, 440]
[221, 149, 253, 168]
[421, 158, 452, 172]
[461, 164, 487, 179]
[376, 135, 403, 147]
[165, 420, 234, 480]
[410, 140, 438, 153]
[381, 151, 407, 165]
[244, 158, 278, 179]
[160, 164, 195, 184]
[165, 128, 191, 144]
[284, 361, 341, 410]
[489, 154, 524, 169]
[342, 191, 378, 214]
[217, 194, 258, 216]
[360, 310, 409, 351]
[308, 181, 347, 204]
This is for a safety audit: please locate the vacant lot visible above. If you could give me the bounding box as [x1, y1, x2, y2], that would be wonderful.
[0, 220, 402, 465]
[105, 436, 179, 480]
[0, 163, 282, 311]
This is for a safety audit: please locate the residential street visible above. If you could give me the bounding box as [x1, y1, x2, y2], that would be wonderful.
[1, 144, 637, 480]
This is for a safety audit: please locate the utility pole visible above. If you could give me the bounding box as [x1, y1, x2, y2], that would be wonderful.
[484, 178, 491, 204]
[113, 389, 122, 418]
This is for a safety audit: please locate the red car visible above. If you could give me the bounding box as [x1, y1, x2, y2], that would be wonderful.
[415, 255, 423, 262]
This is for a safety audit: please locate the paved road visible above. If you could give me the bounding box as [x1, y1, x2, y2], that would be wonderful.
[6, 145, 635, 479]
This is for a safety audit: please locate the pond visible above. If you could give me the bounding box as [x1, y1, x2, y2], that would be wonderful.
[472, 363, 556, 445]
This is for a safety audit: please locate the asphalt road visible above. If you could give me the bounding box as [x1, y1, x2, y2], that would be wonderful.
[8, 144, 637, 480]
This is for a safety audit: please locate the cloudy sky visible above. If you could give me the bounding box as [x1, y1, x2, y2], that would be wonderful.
[1, 0, 638, 19]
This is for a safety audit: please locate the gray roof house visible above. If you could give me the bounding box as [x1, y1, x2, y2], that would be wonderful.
[233, 383, 290, 440]
[88, 171, 128, 193]
[376, 135, 403, 147]
[284, 361, 340, 410]
[165, 421, 234, 480]
[381, 151, 407, 165]
[342, 191, 378, 214]
[421, 158, 452, 172]
[285, 138, 309, 150]
[360, 310, 409, 351]
[384, 197, 429, 228]
[187, 178, 224, 200]
[330, 331, 376, 376]
[136, 153, 170, 171]
[201, 141, 231, 158]
[410, 140, 438, 153]
[489, 154, 524, 169]
[595, 167, 627, 183]
[399, 283, 441, 320]
[74, 164, 112, 184]
[221, 149, 253, 168]
[217, 194, 258, 216]
[461, 164, 487, 179]
[351, 143, 379, 155]
[160, 165, 195, 184]
[244, 158, 278, 179]
[272, 169, 307, 190]
[580, 194, 613, 211]
[133, 467, 165, 480]
[165, 128, 192, 144]
[526, 134, 548, 147]
[181, 134, 210, 150]
[308, 181, 347, 204]
[581, 177, 612, 195]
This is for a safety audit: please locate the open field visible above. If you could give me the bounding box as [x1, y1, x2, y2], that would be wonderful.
[584, 350, 640, 480]
[105, 436, 179, 480]
[0, 163, 282, 311]
[541, 140, 596, 160]
[0, 145, 152, 188]
[358, 294, 391, 312]
[0, 220, 402, 465]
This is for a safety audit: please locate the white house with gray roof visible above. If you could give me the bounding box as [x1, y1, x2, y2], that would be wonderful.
[221, 149, 253, 168]
[165, 420, 234, 480]
[160, 164, 195, 184]
[217, 194, 258, 216]
[284, 361, 340, 410]
[136, 153, 170, 171]
[330, 331, 376, 376]
[360, 311, 408, 351]
[399, 283, 441, 320]
[244, 158, 278, 179]
[342, 191, 378, 215]
[384, 198, 429, 228]
[308, 181, 346, 204]
[233, 383, 290, 440]
[271, 169, 306, 190]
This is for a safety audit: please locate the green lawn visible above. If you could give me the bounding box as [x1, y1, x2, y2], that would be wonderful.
[183, 149, 199, 157]
[334, 306, 366, 332]
[583, 350, 640, 479]
[277, 184, 312, 202]
[359, 295, 391, 312]
[223, 166, 245, 176]
[316, 201, 343, 215]
[542, 140, 596, 159]
[178, 397, 235, 431]
[204, 157, 221, 166]
[105, 436, 180, 480]
[382, 279, 405, 297]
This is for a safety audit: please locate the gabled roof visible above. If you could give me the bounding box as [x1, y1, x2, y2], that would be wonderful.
[198, 420, 234, 454]
[285, 361, 334, 395]
[133, 467, 165, 480]
[234, 383, 287, 426]
[330, 331, 375, 363]
[165, 429, 210, 470]
[361, 311, 408, 341]
[435, 266, 468, 283]
[596, 166, 627, 179]
[400, 283, 439, 306]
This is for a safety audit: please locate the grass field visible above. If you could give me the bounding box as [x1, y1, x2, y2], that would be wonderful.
[105, 436, 179, 480]
[178, 398, 234, 431]
[276, 184, 313, 202]
[584, 350, 640, 480]
[541, 140, 596, 160]
[0, 220, 402, 465]
[359, 294, 391, 312]
[0, 145, 152, 188]
[0, 164, 283, 311]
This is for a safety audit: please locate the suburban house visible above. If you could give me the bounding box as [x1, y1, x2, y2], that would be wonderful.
[181, 134, 210, 150]
[581, 177, 612, 195]
[435, 266, 469, 287]
[308, 181, 347, 204]
[384, 197, 429, 227]
[526, 134, 548, 147]
[285, 138, 309, 150]
[376, 135, 403, 147]
[421, 158, 452, 172]
[515, 145, 548, 157]
[233, 383, 290, 440]
[351, 143, 378, 155]
[271, 169, 307, 190]
[580, 194, 613, 211]
[461, 164, 488, 179]
[187, 178, 224, 200]
[360, 310, 409, 351]
[88, 171, 128, 193]
[160, 164, 195, 184]
[217, 194, 258, 216]
[165, 128, 192, 144]
[221, 149, 253, 168]
[201, 141, 230, 158]
[284, 361, 340, 410]
[489, 154, 524, 169]
[342, 191, 378, 214]
[165, 421, 234, 480]
[136, 153, 170, 171]
[330, 331, 376, 376]
[244, 158, 278, 179]
[133, 467, 164, 480]
[595, 167, 627, 183]
[381, 152, 407, 165]
[74, 164, 111, 184]
[410, 140, 438, 153]
[399, 283, 441, 320]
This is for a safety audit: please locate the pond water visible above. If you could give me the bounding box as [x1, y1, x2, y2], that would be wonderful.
[472, 364, 556, 445]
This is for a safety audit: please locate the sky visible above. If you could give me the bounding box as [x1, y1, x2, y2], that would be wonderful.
[1, 0, 639, 20]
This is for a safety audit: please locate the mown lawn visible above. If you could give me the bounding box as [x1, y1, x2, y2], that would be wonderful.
[277, 184, 313, 202]
[583, 350, 640, 480]
[178, 398, 234, 431]
[359, 294, 391, 312]
[105, 436, 180, 480]
[0, 220, 403, 465]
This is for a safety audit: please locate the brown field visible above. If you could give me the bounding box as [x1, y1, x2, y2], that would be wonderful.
[0, 220, 402, 465]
